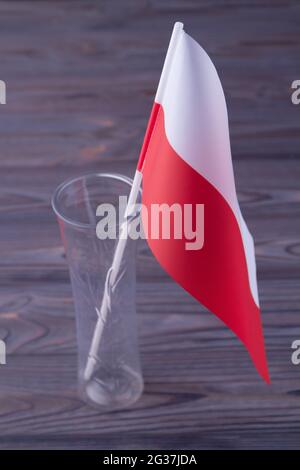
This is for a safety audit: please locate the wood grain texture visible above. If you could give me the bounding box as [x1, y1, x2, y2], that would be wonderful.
[0, 0, 299, 450]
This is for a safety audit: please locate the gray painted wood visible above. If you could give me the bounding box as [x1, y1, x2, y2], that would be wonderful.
[0, 0, 299, 449]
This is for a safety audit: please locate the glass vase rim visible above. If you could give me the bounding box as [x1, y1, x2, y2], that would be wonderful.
[51, 172, 135, 229]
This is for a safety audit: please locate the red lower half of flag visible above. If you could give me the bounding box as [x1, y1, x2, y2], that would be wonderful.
[141, 104, 269, 383]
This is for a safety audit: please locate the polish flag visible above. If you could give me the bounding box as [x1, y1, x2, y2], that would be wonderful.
[137, 23, 269, 382]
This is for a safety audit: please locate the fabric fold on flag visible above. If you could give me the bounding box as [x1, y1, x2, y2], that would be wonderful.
[139, 29, 270, 382]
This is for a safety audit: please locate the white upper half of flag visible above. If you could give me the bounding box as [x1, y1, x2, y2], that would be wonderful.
[155, 29, 259, 306]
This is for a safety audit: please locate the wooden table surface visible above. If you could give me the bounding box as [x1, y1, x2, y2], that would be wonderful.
[0, 0, 300, 450]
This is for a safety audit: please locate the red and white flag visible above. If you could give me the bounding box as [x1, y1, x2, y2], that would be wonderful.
[137, 23, 269, 382]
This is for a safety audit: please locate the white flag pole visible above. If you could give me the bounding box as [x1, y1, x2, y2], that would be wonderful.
[155, 22, 184, 102]
[84, 22, 184, 382]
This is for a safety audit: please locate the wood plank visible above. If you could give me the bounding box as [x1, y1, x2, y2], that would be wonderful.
[0, 0, 299, 450]
[0, 279, 299, 352]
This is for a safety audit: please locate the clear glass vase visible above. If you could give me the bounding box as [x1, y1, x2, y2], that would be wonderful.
[52, 173, 143, 411]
